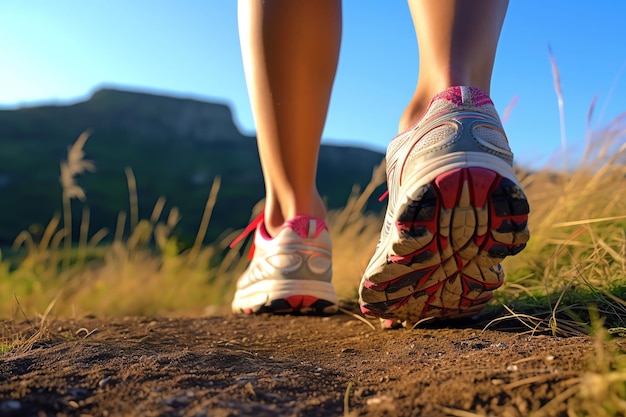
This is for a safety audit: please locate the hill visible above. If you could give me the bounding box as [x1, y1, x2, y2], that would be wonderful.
[0, 88, 385, 246]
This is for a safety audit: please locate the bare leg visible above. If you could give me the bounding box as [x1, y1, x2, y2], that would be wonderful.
[238, 0, 342, 236]
[399, 0, 509, 132]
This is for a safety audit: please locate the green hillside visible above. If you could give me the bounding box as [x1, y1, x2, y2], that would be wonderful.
[0, 88, 385, 247]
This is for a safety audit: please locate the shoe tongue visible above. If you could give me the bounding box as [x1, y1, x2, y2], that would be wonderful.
[431, 86, 493, 108]
[283, 216, 327, 239]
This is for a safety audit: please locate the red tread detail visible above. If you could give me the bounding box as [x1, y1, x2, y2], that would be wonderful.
[285, 295, 303, 309]
[434, 168, 464, 209]
[438, 235, 449, 252]
[285, 295, 319, 309]
[300, 295, 318, 307]
[474, 234, 487, 247]
[467, 167, 498, 208]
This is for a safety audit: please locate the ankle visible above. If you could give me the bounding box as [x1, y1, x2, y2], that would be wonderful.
[263, 196, 327, 237]
[398, 103, 428, 133]
[263, 211, 284, 238]
[398, 83, 493, 133]
[398, 87, 436, 132]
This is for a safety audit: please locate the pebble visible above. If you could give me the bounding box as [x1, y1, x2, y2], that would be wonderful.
[366, 395, 393, 406]
[98, 377, 111, 388]
[0, 400, 21, 412]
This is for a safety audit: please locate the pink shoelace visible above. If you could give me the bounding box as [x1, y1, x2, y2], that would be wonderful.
[229, 211, 264, 260]
[378, 190, 389, 202]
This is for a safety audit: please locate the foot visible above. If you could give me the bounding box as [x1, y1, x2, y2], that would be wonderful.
[359, 86, 530, 326]
[231, 215, 338, 315]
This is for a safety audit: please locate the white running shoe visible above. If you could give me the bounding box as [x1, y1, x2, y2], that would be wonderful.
[360, 86, 530, 325]
[231, 215, 338, 315]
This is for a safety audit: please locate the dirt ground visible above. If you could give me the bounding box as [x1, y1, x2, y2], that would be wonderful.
[0, 311, 602, 417]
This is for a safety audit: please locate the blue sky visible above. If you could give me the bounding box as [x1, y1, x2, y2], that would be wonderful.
[1, 1, 624, 168]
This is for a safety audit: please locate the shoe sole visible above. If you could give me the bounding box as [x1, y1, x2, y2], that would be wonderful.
[232, 279, 339, 315]
[360, 165, 529, 323]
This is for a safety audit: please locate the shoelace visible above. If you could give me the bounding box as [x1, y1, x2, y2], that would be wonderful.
[378, 190, 389, 202]
[229, 211, 264, 260]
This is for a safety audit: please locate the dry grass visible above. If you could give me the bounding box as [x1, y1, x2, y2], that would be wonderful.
[0, 108, 624, 321]
[494, 106, 626, 335]
[0, 295, 56, 356]
[0, 140, 247, 317]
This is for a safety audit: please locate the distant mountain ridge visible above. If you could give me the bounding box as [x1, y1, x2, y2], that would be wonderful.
[2, 88, 246, 143]
[0, 88, 385, 246]
[85, 89, 246, 143]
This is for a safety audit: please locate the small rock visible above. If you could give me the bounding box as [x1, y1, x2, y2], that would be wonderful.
[366, 395, 394, 406]
[0, 400, 21, 412]
[98, 377, 111, 388]
[244, 382, 256, 397]
[68, 387, 90, 400]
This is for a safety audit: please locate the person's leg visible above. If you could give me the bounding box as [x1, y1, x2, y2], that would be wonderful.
[360, 0, 529, 325]
[232, 0, 341, 315]
[399, 0, 508, 132]
[238, 0, 341, 236]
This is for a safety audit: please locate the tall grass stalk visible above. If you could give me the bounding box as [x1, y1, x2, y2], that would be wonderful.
[549, 45, 568, 170]
[125, 167, 139, 231]
[59, 131, 95, 271]
[189, 177, 221, 264]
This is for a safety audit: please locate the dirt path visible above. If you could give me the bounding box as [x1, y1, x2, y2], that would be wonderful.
[0, 314, 596, 416]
